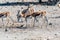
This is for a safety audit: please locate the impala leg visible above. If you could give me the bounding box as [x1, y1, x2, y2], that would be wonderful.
[35, 17, 39, 27]
[38, 15, 42, 28]
[42, 16, 48, 29]
[2, 18, 4, 27]
[2, 18, 5, 29]
[35, 17, 38, 22]
[17, 16, 20, 22]
[33, 17, 36, 27]
[19, 17, 23, 22]
[5, 17, 9, 32]
[17, 15, 23, 22]
[32, 17, 34, 27]
[40, 16, 45, 29]
[4, 27, 7, 31]
[25, 17, 27, 27]
[44, 16, 48, 28]
[2, 18, 7, 31]
[2, 17, 7, 31]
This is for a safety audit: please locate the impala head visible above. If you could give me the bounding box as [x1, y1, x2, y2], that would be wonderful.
[5, 12, 10, 16]
[0, 12, 10, 17]
[41, 10, 46, 16]
[20, 12, 25, 17]
[29, 8, 34, 14]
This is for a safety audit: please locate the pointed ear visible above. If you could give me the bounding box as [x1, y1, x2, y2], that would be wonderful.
[30, 8, 34, 12]
[6, 12, 10, 16]
[43, 11, 46, 13]
[42, 11, 46, 16]
[31, 9, 34, 12]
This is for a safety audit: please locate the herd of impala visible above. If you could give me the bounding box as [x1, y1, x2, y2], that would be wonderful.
[0, 6, 48, 31]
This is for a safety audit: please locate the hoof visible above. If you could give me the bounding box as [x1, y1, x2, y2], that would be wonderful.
[5, 29, 8, 32]
[49, 23, 52, 25]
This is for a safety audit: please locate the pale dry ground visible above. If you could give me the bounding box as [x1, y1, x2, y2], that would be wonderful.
[0, 5, 60, 40]
[0, 26, 60, 40]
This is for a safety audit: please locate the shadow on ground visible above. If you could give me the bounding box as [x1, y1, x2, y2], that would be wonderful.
[0, 0, 59, 6]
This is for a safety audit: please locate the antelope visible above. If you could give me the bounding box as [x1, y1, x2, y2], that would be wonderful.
[30, 10, 48, 27]
[17, 7, 34, 27]
[17, 5, 33, 22]
[17, 3, 48, 27]
[0, 12, 10, 31]
[33, 10, 48, 28]
[17, 6, 48, 27]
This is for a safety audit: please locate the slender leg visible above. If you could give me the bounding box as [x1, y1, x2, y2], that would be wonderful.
[25, 17, 27, 27]
[38, 15, 42, 28]
[45, 16, 48, 28]
[45, 16, 48, 23]
[43, 16, 48, 28]
[40, 16, 45, 29]
[17, 15, 23, 22]
[17, 16, 20, 22]
[18, 17, 22, 22]
[7, 16, 14, 26]
[2, 18, 7, 31]
[5, 17, 9, 32]
[35, 17, 38, 22]
[33, 17, 36, 27]
[32, 17, 34, 27]
[2, 18, 4, 27]
[5, 16, 10, 32]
